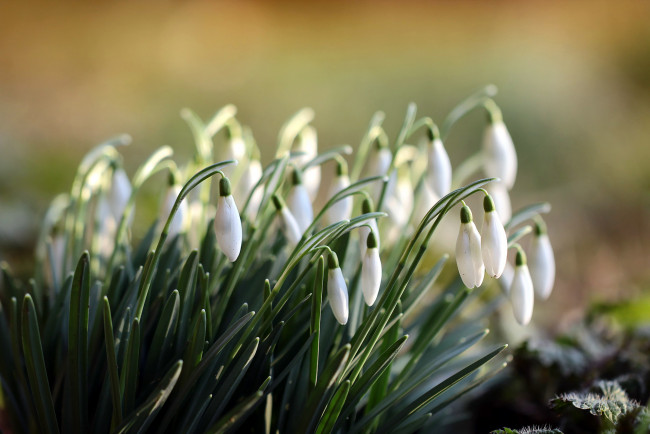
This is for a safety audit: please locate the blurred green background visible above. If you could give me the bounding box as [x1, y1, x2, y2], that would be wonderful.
[1, 0, 649, 328]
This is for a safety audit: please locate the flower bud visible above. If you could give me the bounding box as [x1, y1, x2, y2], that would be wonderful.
[359, 197, 380, 258]
[361, 231, 382, 306]
[235, 159, 263, 222]
[295, 126, 321, 202]
[272, 194, 302, 247]
[160, 183, 187, 240]
[327, 251, 349, 325]
[509, 249, 534, 325]
[455, 205, 485, 288]
[426, 131, 452, 197]
[324, 162, 352, 225]
[286, 168, 314, 234]
[528, 221, 555, 300]
[482, 116, 517, 190]
[108, 167, 132, 222]
[481, 194, 508, 278]
[214, 177, 242, 262]
[365, 141, 392, 200]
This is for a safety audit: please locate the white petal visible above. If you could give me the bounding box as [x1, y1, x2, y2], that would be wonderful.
[529, 234, 555, 300]
[286, 184, 314, 234]
[509, 264, 534, 325]
[327, 268, 349, 325]
[214, 195, 242, 262]
[161, 186, 187, 239]
[325, 175, 352, 225]
[481, 211, 508, 278]
[109, 168, 132, 221]
[366, 147, 392, 200]
[295, 126, 320, 201]
[455, 222, 485, 288]
[384, 171, 413, 229]
[483, 122, 518, 190]
[358, 220, 379, 259]
[361, 248, 382, 306]
[280, 207, 302, 247]
[412, 182, 440, 226]
[486, 182, 512, 223]
[498, 262, 515, 295]
[426, 138, 452, 197]
[235, 159, 263, 205]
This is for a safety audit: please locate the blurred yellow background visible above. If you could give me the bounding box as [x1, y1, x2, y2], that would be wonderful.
[1, 0, 649, 328]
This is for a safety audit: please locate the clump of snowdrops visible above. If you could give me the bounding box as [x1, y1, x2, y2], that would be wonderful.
[0, 85, 556, 433]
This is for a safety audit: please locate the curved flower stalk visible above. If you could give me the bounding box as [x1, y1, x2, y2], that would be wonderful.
[509, 247, 535, 325]
[358, 197, 380, 258]
[272, 194, 302, 247]
[485, 181, 512, 223]
[286, 168, 314, 234]
[214, 176, 242, 262]
[425, 129, 452, 198]
[294, 125, 321, 201]
[455, 204, 484, 288]
[482, 101, 517, 190]
[361, 230, 382, 306]
[324, 161, 353, 226]
[327, 251, 349, 325]
[529, 219, 555, 300]
[481, 193, 508, 278]
[160, 181, 188, 240]
[236, 158, 264, 221]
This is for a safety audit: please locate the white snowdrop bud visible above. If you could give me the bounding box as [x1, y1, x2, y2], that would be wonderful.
[214, 177, 242, 262]
[295, 126, 321, 202]
[529, 221, 555, 300]
[236, 159, 263, 222]
[160, 183, 188, 240]
[272, 194, 302, 247]
[365, 141, 392, 200]
[108, 167, 132, 222]
[324, 162, 352, 226]
[358, 197, 380, 258]
[286, 168, 314, 234]
[509, 249, 535, 325]
[455, 205, 485, 288]
[327, 251, 349, 325]
[425, 129, 452, 197]
[361, 230, 382, 306]
[481, 194, 508, 278]
[224, 127, 246, 163]
[384, 169, 413, 234]
[482, 110, 517, 190]
[485, 181, 512, 224]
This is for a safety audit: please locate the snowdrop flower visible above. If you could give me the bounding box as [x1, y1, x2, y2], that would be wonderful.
[327, 251, 349, 325]
[425, 129, 452, 198]
[384, 168, 413, 235]
[214, 177, 242, 262]
[365, 141, 392, 200]
[272, 194, 302, 247]
[481, 194, 508, 278]
[455, 205, 484, 288]
[108, 167, 132, 222]
[361, 230, 382, 306]
[160, 181, 188, 240]
[482, 106, 517, 190]
[412, 181, 440, 226]
[485, 181, 512, 224]
[286, 168, 314, 234]
[224, 127, 246, 164]
[358, 197, 379, 258]
[294, 126, 321, 202]
[528, 220, 555, 300]
[509, 248, 535, 325]
[236, 158, 263, 221]
[324, 161, 352, 226]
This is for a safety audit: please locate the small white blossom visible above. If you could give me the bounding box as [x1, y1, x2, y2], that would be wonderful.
[214, 177, 242, 262]
[455, 205, 484, 288]
[327, 251, 349, 325]
[365, 142, 392, 200]
[384, 169, 413, 243]
[295, 126, 321, 202]
[529, 221, 555, 300]
[108, 167, 132, 222]
[235, 159, 263, 222]
[324, 162, 352, 226]
[286, 168, 314, 234]
[160, 184, 188, 240]
[481, 194, 508, 278]
[359, 197, 380, 258]
[272, 195, 302, 247]
[361, 231, 382, 306]
[509, 249, 535, 325]
[485, 181, 512, 224]
[482, 117, 517, 190]
[425, 133, 452, 198]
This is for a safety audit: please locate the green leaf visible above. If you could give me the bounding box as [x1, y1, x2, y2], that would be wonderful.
[120, 318, 141, 416]
[504, 202, 552, 231]
[145, 290, 180, 379]
[310, 255, 325, 390]
[103, 297, 123, 428]
[316, 380, 351, 434]
[175, 249, 199, 350]
[22, 294, 60, 434]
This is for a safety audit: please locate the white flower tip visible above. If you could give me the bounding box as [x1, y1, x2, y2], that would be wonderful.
[214, 195, 242, 262]
[327, 267, 349, 325]
[509, 263, 534, 326]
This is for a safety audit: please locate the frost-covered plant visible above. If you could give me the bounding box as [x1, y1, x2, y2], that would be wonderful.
[0, 87, 554, 433]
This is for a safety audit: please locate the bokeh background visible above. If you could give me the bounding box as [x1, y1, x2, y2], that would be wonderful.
[1, 0, 649, 329]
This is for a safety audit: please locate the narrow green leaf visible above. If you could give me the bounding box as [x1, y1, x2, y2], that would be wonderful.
[316, 380, 351, 434]
[121, 318, 141, 416]
[175, 249, 199, 350]
[180, 309, 207, 385]
[206, 391, 264, 434]
[145, 290, 180, 378]
[22, 295, 60, 434]
[504, 202, 552, 230]
[103, 297, 123, 427]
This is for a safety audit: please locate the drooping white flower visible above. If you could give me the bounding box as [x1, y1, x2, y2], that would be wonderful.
[412, 181, 440, 227]
[294, 126, 321, 202]
[384, 168, 413, 240]
[361, 230, 382, 306]
[327, 251, 349, 325]
[236, 159, 263, 222]
[425, 131, 452, 198]
[324, 162, 352, 226]
[509, 249, 535, 325]
[482, 115, 517, 190]
[286, 168, 314, 234]
[358, 197, 380, 258]
[481, 194, 508, 278]
[160, 183, 188, 240]
[455, 205, 485, 288]
[485, 181, 512, 224]
[365, 141, 392, 200]
[214, 177, 242, 262]
[223, 127, 246, 164]
[272, 194, 302, 247]
[528, 221, 555, 300]
[108, 167, 132, 222]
